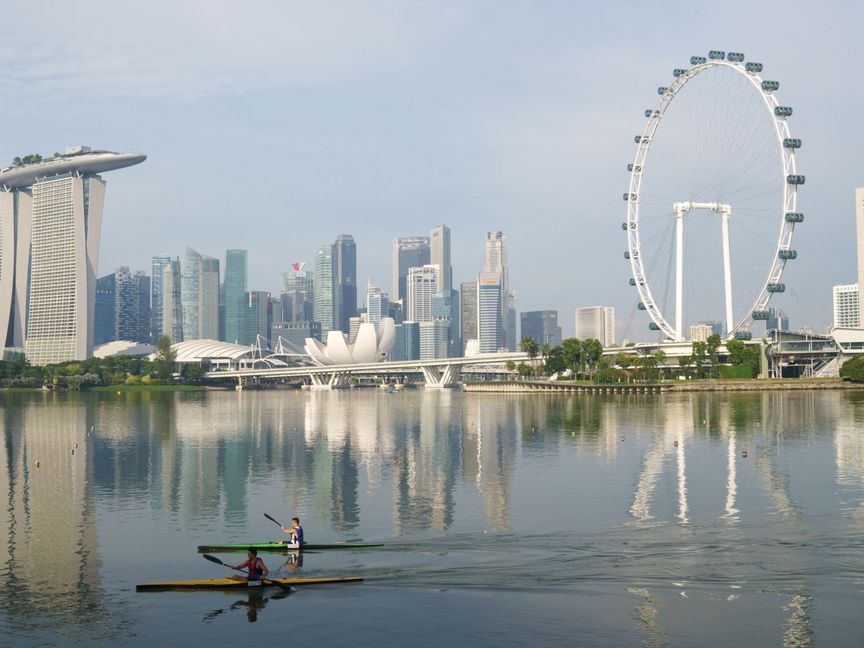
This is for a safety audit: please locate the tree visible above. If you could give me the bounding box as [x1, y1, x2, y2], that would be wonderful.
[706, 334, 722, 378]
[726, 339, 761, 378]
[521, 336, 540, 376]
[840, 356, 864, 382]
[692, 341, 709, 378]
[652, 349, 667, 382]
[581, 338, 604, 378]
[544, 347, 566, 376]
[516, 362, 532, 378]
[153, 335, 176, 382]
[562, 338, 582, 377]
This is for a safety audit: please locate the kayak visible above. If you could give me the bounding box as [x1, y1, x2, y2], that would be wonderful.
[136, 576, 363, 591]
[197, 541, 384, 553]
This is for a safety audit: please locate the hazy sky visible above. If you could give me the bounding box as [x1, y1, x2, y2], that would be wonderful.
[1, 0, 859, 338]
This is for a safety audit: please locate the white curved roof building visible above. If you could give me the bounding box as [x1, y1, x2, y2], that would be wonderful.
[94, 340, 156, 358]
[305, 318, 395, 365]
[158, 339, 289, 370]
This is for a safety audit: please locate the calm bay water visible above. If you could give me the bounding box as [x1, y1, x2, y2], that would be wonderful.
[1, 388, 863, 646]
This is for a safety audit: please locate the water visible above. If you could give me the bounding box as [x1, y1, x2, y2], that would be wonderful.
[2, 388, 863, 646]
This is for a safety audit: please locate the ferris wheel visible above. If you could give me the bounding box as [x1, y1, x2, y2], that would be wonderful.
[623, 50, 803, 341]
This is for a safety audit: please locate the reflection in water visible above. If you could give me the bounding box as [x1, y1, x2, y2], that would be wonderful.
[1, 389, 862, 646]
[627, 587, 667, 648]
[0, 394, 102, 631]
[203, 589, 290, 624]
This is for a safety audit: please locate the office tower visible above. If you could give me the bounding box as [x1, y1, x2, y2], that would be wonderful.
[431, 290, 456, 358]
[115, 267, 151, 343]
[150, 255, 172, 341]
[334, 234, 357, 334]
[314, 244, 337, 335]
[460, 280, 478, 355]
[833, 284, 859, 328]
[348, 315, 363, 344]
[94, 274, 116, 346]
[574, 306, 615, 346]
[0, 188, 32, 350]
[0, 148, 144, 363]
[243, 291, 271, 345]
[420, 320, 449, 360]
[406, 265, 440, 322]
[366, 284, 389, 329]
[689, 323, 713, 342]
[161, 259, 183, 342]
[392, 237, 430, 303]
[223, 249, 247, 343]
[477, 272, 503, 353]
[198, 255, 220, 339]
[430, 225, 452, 294]
[181, 247, 201, 341]
[766, 307, 789, 331]
[272, 321, 321, 349]
[483, 231, 516, 350]
[393, 322, 420, 361]
[857, 187, 864, 326]
[520, 310, 562, 347]
[696, 320, 725, 337]
[282, 262, 315, 322]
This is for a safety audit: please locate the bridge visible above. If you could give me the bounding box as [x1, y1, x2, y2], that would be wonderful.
[205, 352, 530, 390]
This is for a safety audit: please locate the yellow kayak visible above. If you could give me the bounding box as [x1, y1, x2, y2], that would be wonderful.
[136, 576, 363, 591]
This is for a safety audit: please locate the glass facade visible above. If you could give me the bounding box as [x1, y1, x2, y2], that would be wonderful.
[223, 249, 248, 343]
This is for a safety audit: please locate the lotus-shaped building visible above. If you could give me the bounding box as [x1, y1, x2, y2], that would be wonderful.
[304, 318, 395, 365]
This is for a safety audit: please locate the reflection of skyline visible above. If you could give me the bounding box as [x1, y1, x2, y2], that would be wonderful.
[0, 394, 102, 627]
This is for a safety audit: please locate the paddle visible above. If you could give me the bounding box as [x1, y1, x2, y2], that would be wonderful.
[202, 553, 292, 592]
[265, 513, 300, 547]
[264, 513, 284, 529]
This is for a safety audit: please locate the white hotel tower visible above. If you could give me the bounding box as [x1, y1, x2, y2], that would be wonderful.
[0, 147, 145, 364]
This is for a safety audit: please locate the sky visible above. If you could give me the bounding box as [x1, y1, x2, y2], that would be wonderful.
[0, 0, 860, 339]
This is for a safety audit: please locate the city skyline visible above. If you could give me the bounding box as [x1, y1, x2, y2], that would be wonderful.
[1, 4, 860, 340]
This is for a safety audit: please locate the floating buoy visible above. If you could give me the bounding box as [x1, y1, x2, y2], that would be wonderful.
[620, 436, 625, 442]
[116, 391, 121, 395]
[35, 460, 40, 468]
[741, 450, 748, 458]
[674, 440, 679, 447]
[71, 449, 75, 455]
[74, 443, 78, 448]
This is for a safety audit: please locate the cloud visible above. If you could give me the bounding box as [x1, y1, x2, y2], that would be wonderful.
[0, 1, 461, 102]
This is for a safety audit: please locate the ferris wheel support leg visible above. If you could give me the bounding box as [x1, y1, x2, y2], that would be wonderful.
[675, 207, 684, 339]
[721, 210, 733, 335]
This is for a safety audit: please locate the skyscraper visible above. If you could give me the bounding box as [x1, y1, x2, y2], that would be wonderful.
[766, 307, 789, 331]
[406, 264, 440, 322]
[430, 225, 452, 294]
[243, 291, 271, 345]
[198, 255, 220, 340]
[393, 322, 420, 361]
[483, 231, 516, 350]
[419, 320, 449, 360]
[460, 280, 478, 355]
[150, 255, 172, 342]
[181, 247, 201, 341]
[574, 306, 615, 346]
[833, 284, 859, 328]
[161, 259, 183, 342]
[0, 188, 31, 350]
[0, 148, 145, 363]
[856, 187, 864, 326]
[392, 237, 430, 304]
[223, 249, 248, 343]
[520, 310, 562, 347]
[313, 244, 337, 335]
[115, 267, 151, 343]
[334, 234, 357, 334]
[477, 272, 503, 353]
[282, 262, 314, 322]
[366, 284, 390, 329]
[94, 273, 116, 346]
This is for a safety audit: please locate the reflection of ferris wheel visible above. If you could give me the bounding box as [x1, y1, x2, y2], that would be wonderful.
[623, 50, 803, 341]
